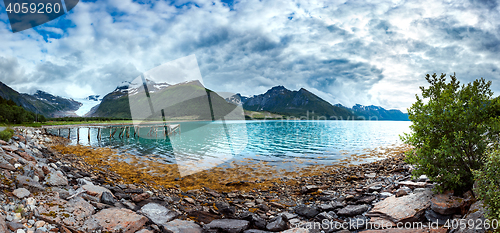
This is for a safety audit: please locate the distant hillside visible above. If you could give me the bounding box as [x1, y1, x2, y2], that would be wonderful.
[237, 86, 357, 119]
[0, 82, 81, 117]
[337, 104, 409, 121]
[22, 91, 81, 117]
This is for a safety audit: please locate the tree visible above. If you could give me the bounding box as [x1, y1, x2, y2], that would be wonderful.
[401, 73, 500, 193]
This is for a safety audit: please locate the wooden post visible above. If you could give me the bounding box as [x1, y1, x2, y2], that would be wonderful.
[98, 128, 101, 141]
[77, 128, 80, 143]
[58, 129, 61, 136]
[68, 128, 70, 139]
[88, 128, 90, 143]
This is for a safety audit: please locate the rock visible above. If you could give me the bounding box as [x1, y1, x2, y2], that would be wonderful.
[7, 221, 24, 231]
[16, 151, 35, 162]
[35, 220, 46, 228]
[216, 202, 237, 217]
[101, 192, 116, 205]
[81, 208, 148, 233]
[362, 229, 428, 233]
[357, 195, 376, 204]
[281, 229, 309, 233]
[425, 209, 452, 225]
[431, 194, 466, 215]
[301, 185, 320, 193]
[417, 175, 430, 182]
[318, 203, 338, 211]
[163, 219, 202, 233]
[348, 216, 369, 230]
[266, 215, 288, 231]
[187, 210, 221, 224]
[379, 192, 393, 198]
[337, 204, 370, 217]
[35, 195, 94, 229]
[454, 201, 488, 233]
[367, 188, 433, 223]
[396, 181, 429, 188]
[294, 205, 319, 218]
[0, 215, 7, 233]
[45, 170, 68, 186]
[136, 229, 153, 233]
[138, 203, 178, 225]
[0, 157, 15, 170]
[132, 192, 150, 202]
[239, 211, 267, 230]
[315, 211, 338, 221]
[82, 184, 112, 199]
[365, 172, 377, 178]
[183, 197, 196, 204]
[203, 219, 249, 233]
[15, 175, 45, 192]
[12, 188, 30, 198]
[243, 230, 272, 233]
[395, 189, 408, 197]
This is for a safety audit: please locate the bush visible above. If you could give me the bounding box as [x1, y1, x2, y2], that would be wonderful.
[0, 128, 14, 142]
[473, 149, 500, 221]
[401, 73, 500, 193]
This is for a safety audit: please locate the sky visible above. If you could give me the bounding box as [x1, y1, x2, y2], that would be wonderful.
[0, 0, 499, 112]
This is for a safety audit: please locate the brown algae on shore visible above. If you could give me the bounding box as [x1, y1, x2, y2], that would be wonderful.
[51, 143, 411, 192]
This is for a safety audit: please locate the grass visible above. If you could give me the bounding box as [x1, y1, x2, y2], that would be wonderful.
[0, 128, 14, 141]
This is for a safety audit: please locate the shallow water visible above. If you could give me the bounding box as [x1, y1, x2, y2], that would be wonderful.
[50, 120, 412, 168]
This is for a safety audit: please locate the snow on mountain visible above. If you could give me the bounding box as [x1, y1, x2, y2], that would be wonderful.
[74, 95, 102, 116]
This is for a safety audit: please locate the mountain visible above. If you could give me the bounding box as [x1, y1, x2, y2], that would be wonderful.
[346, 104, 409, 121]
[90, 80, 240, 121]
[0, 82, 81, 117]
[237, 86, 357, 119]
[21, 91, 82, 117]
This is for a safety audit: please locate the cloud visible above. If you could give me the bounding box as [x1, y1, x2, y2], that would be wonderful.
[0, 0, 499, 111]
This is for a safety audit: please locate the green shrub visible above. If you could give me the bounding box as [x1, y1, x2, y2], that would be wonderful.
[473, 149, 500, 221]
[0, 128, 14, 142]
[401, 73, 500, 193]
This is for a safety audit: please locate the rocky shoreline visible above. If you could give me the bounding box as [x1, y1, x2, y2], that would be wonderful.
[0, 127, 491, 233]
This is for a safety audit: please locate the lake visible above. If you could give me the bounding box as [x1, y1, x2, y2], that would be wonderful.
[58, 120, 412, 173]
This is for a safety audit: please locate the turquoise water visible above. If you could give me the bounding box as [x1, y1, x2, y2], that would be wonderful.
[56, 120, 412, 167]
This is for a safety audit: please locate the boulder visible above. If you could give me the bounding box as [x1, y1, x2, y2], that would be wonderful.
[138, 203, 178, 225]
[0, 215, 7, 233]
[431, 194, 468, 215]
[82, 184, 113, 199]
[239, 211, 267, 230]
[294, 205, 320, 218]
[454, 201, 488, 233]
[35, 195, 94, 229]
[366, 188, 433, 223]
[203, 219, 250, 233]
[424, 209, 452, 226]
[163, 219, 202, 233]
[100, 191, 116, 205]
[81, 208, 148, 233]
[0, 157, 15, 170]
[12, 188, 30, 198]
[45, 170, 68, 186]
[337, 204, 370, 217]
[15, 175, 45, 192]
[266, 215, 288, 231]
